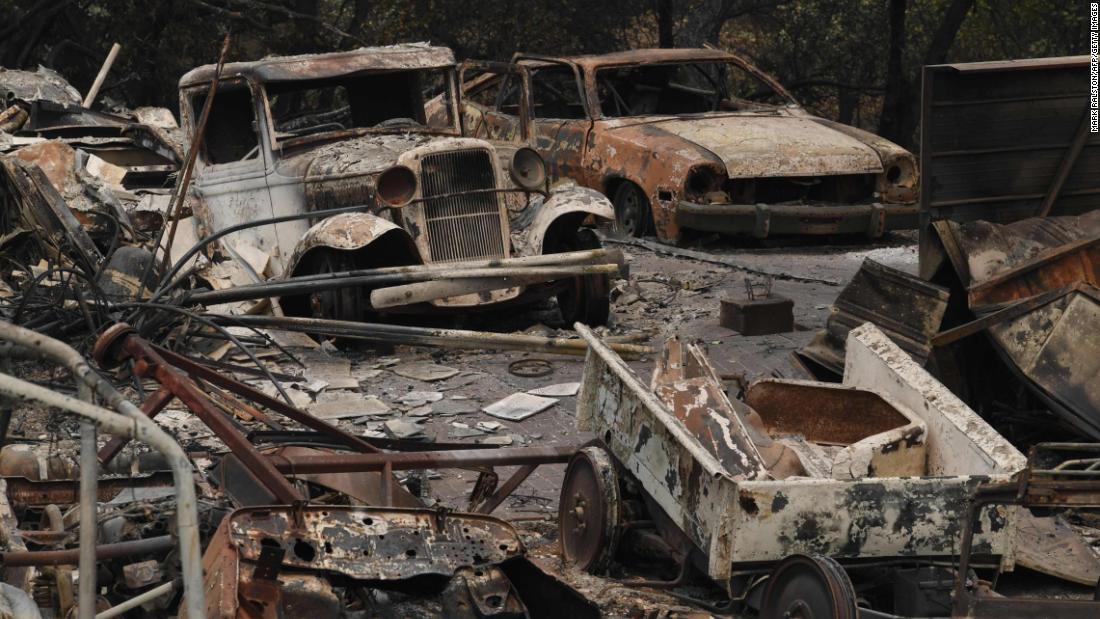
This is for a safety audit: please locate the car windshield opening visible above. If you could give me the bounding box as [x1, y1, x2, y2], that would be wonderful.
[265, 67, 457, 141]
[595, 61, 787, 118]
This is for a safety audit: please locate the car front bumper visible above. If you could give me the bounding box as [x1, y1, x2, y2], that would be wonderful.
[675, 201, 918, 238]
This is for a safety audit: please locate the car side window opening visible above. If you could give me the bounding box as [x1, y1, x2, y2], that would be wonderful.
[192, 85, 261, 165]
[495, 73, 524, 116]
[596, 61, 788, 118]
[265, 68, 457, 140]
[529, 65, 586, 120]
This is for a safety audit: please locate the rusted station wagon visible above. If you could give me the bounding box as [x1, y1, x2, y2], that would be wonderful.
[178, 43, 615, 325]
[460, 49, 919, 242]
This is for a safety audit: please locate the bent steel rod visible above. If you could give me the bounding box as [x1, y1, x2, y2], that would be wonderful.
[205, 314, 653, 358]
[269, 445, 575, 474]
[183, 264, 620, 306]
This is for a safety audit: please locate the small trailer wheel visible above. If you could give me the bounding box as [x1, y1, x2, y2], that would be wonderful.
[759, 554, 858, 619]
[559, 445, 621, 574]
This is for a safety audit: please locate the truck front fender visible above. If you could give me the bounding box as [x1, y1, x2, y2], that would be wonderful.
[285, 213, 420, 276]
[513, 184, 614, 255]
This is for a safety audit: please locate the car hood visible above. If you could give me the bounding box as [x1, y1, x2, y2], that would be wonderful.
[605, 114, 886, 178]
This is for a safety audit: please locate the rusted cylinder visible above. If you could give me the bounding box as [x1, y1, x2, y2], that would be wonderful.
[0, 535, 173, 567]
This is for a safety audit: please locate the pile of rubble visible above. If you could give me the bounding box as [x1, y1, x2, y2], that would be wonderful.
[0, 44, 1096, 619]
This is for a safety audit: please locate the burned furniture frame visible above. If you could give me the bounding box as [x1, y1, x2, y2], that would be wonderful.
[953, 442, 1100, 618]
[91, 322, 574, 513]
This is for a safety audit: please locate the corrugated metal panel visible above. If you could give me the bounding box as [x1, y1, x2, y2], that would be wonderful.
[919, 57, 1099, 275]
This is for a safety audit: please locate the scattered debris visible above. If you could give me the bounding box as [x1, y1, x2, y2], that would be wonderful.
[483, 393, 558, 421]
[527, 382, 581, 397]
[308, 395, 390, 420]
[397, 390, 444, 407]
[392, 361, 460, 382]
[508, 358, 554, 377]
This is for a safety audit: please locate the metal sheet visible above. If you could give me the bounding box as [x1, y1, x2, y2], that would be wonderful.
[226, 506, 524, 581]
[988, 286, 1100, 439]
[796, 258, 949, 378]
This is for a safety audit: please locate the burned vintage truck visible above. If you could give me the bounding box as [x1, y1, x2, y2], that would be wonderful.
[178, 44, 615, 325]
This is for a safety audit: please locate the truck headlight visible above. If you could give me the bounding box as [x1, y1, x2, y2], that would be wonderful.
[376, 165, 417, 207]
[509, 147, 547, 192]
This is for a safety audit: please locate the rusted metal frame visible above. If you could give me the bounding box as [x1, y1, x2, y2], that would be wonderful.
[97, 385, 173, 465]
[473, 464, 538, 514]
[0, 324, 205, 619]
[117, 336, 304, 504]
[268, 445, 574, 474]
[459, 60, 533, 141]
[4, 472, 175, 508]
[953, 445, 1100, 617]
[202, 380, 284, 431]
[0, 535, 174, 567]
[1036, 110, 1094, 217]
[182, 263, 619, 306]
[154, 345, 380, 454]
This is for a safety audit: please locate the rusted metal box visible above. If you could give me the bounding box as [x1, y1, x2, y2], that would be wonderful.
[719, 295, 793, 335]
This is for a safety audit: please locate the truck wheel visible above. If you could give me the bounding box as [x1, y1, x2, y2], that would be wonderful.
[612, 181, 653, 237]
[559, 446, 622, 574]
[759, 555, 858, 619]
[555, 228, 610, 327]
[307, 248, 366, 323]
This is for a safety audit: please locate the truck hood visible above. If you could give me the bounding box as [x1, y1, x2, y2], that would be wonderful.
[606, 114, 886, 178]
[277, 133, 438, 178]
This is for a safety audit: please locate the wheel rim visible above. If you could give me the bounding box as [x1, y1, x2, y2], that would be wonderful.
[615, 188, 643, 236]
[760, 555, 858, 619]
[559, 446, 620, 573]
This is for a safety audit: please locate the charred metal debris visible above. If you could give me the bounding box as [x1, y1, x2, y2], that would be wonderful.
[0, 41, 1096, 619]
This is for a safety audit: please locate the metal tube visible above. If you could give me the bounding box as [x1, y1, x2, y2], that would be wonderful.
[274, 248, 617, 284]
[0, 323, 205, 619]
[95, 579, 176, 619]
[206, 314, 652, 359]
[184, 264, 620, 306]
[270, 445, 574, 474]
[0, 535, 174, 567]
[82, 43, 121, 108]
[78, 387, 97, 619]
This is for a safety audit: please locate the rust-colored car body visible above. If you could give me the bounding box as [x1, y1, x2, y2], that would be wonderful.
[461, 48, 918, 242]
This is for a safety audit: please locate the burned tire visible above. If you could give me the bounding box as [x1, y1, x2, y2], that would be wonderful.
[559, 446, 621, 574]
[760, 555, 858, 619]
[305, 248, 366, 323]
[555, 228, 610, 327]
[612, 181, 652, 237]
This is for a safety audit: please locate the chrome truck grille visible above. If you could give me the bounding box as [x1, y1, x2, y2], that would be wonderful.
[420, 149, 506, 263]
